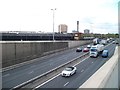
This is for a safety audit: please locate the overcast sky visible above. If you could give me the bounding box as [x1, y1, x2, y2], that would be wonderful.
[0, 0, 119, 34]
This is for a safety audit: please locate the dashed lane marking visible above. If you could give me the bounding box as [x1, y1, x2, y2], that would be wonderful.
[64, 82, 69, 86]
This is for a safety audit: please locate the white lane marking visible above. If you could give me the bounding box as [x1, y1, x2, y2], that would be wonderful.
[35, 73, 61, 89]
[64, 82, 69, 86]
[3, 74, 10, 77]
[104, 42, 112, 48]
[81, 69, 84, 72]
[28, 71, 34, 74]
[35, 56, 90, 88]
[73, 56, 90, 67]
[92, 62, 93, 64]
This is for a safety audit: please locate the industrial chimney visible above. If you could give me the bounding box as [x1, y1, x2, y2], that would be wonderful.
[77, 21, 79, 32]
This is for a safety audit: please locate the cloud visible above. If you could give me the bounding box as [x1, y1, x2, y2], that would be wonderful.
[0, 0, 118, 34]
[91, 23, 118, 34]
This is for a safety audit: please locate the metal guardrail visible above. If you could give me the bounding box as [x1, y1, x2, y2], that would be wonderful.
[11, 52, 89, 89]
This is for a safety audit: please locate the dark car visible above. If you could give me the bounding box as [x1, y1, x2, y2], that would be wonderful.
[76, 48, 82, 52]
[102, 50, 108, 58]
[112, 41, 116, 44]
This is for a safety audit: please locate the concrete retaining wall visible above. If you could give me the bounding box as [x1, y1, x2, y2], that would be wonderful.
[118, 45, 120, 88]
[2, 41, 68, 68]
[0, 43, 2, 90]
[68, 40, 91, 48]
[1, 40, 92, 68]
[80, 46, 119, 89]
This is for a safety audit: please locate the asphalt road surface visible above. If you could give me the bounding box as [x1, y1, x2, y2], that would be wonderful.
[36, 43, 116, 89]
[2, 44, 90, 88]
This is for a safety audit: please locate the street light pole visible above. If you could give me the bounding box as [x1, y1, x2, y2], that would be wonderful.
[51, 8, 56, 41]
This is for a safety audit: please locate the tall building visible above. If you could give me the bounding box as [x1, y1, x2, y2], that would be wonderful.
[58, 24, 68, 33]
[84, 29, 90, 34]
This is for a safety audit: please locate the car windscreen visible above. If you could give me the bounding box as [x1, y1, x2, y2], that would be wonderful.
[102, 51, 107, 54]
[65, 68, 73, 71]
[90, 49, 97, 52]
[87, 45, 90, 47]
[84, 48, 88, 50]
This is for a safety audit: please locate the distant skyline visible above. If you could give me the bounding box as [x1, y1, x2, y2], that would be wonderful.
[0, 0, 119, 34]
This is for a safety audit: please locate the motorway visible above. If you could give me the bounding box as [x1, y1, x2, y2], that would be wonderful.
[2, 44, 90, 88]
[35, 43, 116, 89]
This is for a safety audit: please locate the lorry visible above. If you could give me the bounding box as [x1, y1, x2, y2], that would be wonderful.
[93, 38, 101, 45]
[90, 44, 104, 57]
[101, 39, 107, 45]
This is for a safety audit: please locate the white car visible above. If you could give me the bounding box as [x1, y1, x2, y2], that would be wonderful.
[87, 45, 91, 48]
[61, 66, 77, 77]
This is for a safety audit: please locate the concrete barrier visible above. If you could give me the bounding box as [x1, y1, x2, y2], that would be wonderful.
[68, 40, 91, 48]
[80, 46, 119, 89]
[2, 41, 68, 68]
[1, 40, 92, 69]
[0, 42, 2, 90]
[118, 46, 120, 88]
